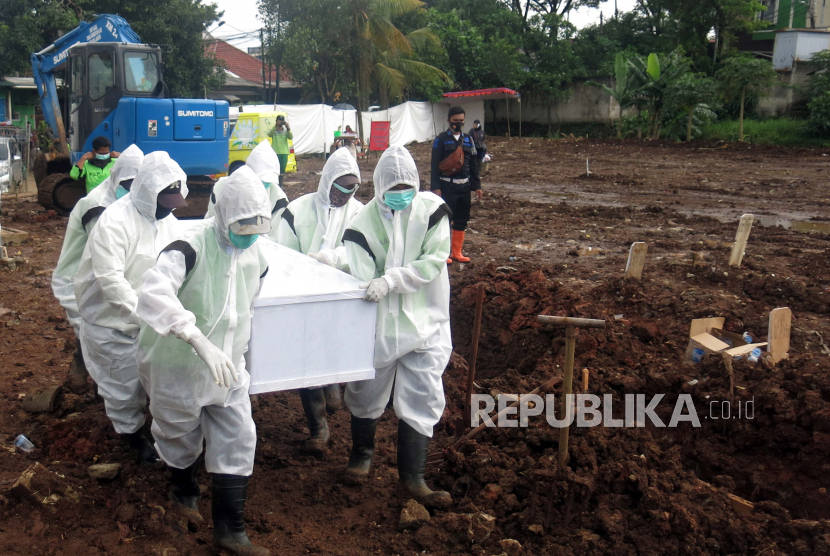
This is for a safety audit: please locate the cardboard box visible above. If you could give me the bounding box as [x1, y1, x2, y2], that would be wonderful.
[248, 240, 376, 394]
[684, 317, 767, 364]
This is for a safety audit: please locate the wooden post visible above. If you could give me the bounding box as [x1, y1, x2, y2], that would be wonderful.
[464, 285, 486, 426]
[625, 242, 648, 280]
[729, 214, 754, 267]
[558, 326, 576, 470]
[506, 96, 511, 138]
[519, 97, 522, 138]
[768, 307, 792, 363]
[582, 368, 589, 393]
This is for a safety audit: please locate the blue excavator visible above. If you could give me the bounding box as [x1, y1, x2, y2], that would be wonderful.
[32, 14, 229, 215]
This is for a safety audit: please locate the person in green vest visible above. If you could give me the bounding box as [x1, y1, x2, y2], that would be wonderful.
[70, 136, 120, 193]
[267, 115, 292, 186]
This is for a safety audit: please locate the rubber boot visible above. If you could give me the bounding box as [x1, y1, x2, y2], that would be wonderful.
[342, 415, 378, 485]
[169, 461, 204, 531]
[66, 338, 89, 393]
[299, 388, 330, 456]
[450, 230, 470, 262]
[212, 474, 270, 556]
[122, 430, 160, 465]
[397, 420, 452, 508]
[323, 383, 342, 414]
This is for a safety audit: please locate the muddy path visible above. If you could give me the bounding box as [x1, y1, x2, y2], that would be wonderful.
[1, 138, 830, 555]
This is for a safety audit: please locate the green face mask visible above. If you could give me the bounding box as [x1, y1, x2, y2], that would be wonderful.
[262, 181, 272, 190]
[383, 189, 416, 211]
[115, 185, 129, 199]
[229, 231, 259, 250]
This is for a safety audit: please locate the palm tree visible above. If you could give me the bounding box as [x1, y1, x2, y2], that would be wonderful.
[347, 0, 451, 139]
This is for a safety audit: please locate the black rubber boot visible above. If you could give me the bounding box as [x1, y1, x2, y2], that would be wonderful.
[169, 461, 204, 531]
[342, 415, 378, 485]
[299, 388, 330, 456]
[212, 474, 270, 556]
[122, 430, 160, 465]
[397, 420, 452, 508]
[323, 383, 342, 414]
[66, 337, 89, 393]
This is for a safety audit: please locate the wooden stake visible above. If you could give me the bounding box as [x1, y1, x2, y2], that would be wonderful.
[768, 307, 792, 363]
[624, 242, 648, 280]
[464, 285, 486, 427]
[558, 327, 576, 470]
[728, 214, 754, 267]
[581, 368, 589, 393]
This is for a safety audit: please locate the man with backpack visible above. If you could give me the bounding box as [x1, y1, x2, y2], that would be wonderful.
[430, 106, 482, 264]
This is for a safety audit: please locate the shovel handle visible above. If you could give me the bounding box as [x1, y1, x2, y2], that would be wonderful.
[538, 315, 606, 329]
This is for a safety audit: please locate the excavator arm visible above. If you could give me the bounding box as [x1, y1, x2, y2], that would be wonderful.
[30, 14, 141, 154]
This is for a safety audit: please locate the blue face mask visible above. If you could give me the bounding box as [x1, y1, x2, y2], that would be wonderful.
[383, 189, 416, 211]
[262, 181, 272, 190]
[95, 153, 111, 160]
[115, 185, 129, 199]
[229, 231, 259, 250]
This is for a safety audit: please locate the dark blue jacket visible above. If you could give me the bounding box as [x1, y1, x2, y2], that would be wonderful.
[430, 130, 481, 192]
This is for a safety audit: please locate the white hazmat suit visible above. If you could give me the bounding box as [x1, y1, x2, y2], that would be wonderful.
[206, 141, 288, 241]
[137, 165, 271, 476]
[343, 146, 452, 437]
[74, 151, 188, 434]
[52, 145, 145, 335]
[276, 147, 362, 270]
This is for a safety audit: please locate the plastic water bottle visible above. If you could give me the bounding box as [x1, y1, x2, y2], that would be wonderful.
[747, 347, 762, 363]
[742, 332, 753, 344]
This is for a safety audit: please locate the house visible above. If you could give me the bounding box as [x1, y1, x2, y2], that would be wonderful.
[204, 35, 301, 104]
[0, 77, 41, 131]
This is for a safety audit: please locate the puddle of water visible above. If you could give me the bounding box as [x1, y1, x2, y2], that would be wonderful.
[755, 217, 830, 234]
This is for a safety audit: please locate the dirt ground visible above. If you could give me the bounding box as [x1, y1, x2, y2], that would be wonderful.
[1, 137, 830, 555]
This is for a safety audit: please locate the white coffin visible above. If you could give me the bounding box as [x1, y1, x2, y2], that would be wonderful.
[248, 239, 376, 394]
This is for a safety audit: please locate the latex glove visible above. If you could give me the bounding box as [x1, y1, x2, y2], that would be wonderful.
[308, 251, 336, 267]
[361, 277, 390, 303]
[187, 333, 238, 387]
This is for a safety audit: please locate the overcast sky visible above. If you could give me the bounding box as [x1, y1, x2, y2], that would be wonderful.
[208, 0, 640, 51]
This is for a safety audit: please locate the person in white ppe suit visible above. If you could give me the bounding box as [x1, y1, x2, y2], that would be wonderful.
[74, 151, 189, 464]
[137, 165, 271, 556]
[206, 140, 288, 241]
[276, 146, 363, 455]
[52, 145, 144, 390]
[341, 145, 453, 508]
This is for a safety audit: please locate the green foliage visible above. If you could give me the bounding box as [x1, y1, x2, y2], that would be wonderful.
[0, 0, 79, 77]
[807, 92, 830, 138]
[587, 53, 638, 138]
[715, 55, 778, 140]
[628, 49, 691, 139]
[700, 118, 823, 147]
[36, 120, 54, 152]
[666, 73, 719, 140]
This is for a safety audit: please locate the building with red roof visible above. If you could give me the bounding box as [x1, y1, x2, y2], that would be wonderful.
[205, 34, 301, 104]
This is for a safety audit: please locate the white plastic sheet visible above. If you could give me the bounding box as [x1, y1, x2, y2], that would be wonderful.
[361, 101, 444, 148]
[248, 239, 376, 393]
[242, 104, 357, 155]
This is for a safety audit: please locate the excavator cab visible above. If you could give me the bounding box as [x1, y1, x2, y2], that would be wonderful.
[65, 43, 165, 154]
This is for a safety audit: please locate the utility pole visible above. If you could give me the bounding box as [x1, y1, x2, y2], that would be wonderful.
[615, 0, 618, 19]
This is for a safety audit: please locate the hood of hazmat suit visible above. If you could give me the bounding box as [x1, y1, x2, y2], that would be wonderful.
[206, 141, 288, 232]
[136, 165, 270, 475]
[52, 145, 145, 332]
[343, 145, 452, 368]
[276, 147, 363, 269]
[74, 151, 188, 333]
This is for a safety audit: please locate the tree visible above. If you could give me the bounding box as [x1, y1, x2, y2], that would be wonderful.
[346, 0, 450, 139]
[806, 50, 830, 137]
[587, 53, 639, 138]
[665, 73, 717, 140]
[80, 0, 225, 98]
[715, 55, 778, 141]
[0, 0, 79, 77]
[628, 49, 690, 139]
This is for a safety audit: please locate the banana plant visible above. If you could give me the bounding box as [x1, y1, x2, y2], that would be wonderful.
[628, 49, 691, 140]
[587, 53, 642, 139]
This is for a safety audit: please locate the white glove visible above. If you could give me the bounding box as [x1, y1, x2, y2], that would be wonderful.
[186, 332, 238, 388]
[308, 250, 336, 267]
[361, 277, 390, 303]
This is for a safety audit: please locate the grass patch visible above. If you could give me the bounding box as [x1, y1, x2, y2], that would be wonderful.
[699, 118, 828, 148]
